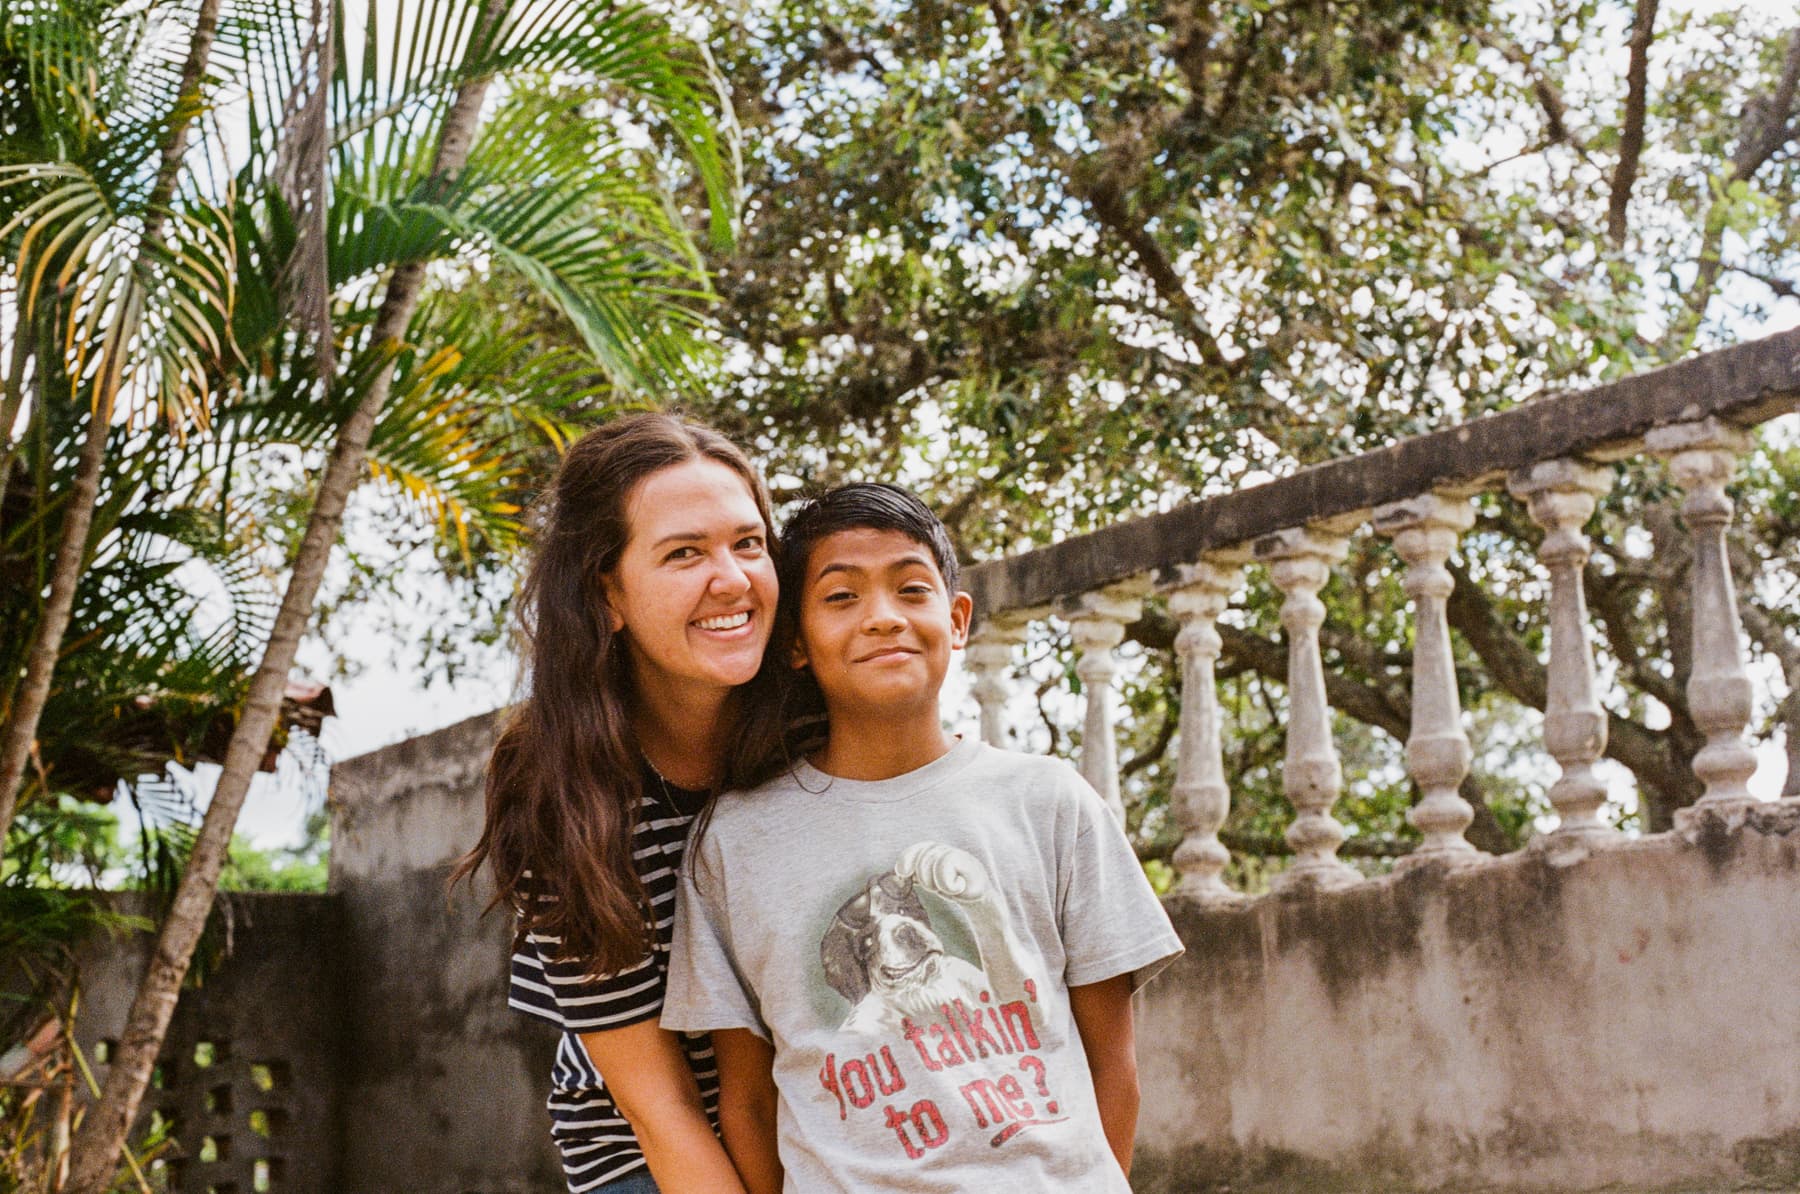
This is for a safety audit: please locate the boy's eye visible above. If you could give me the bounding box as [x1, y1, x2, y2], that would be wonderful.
[901, 583, 934, 596]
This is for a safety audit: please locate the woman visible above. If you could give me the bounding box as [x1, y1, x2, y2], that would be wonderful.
[456, 413, 775, 1193]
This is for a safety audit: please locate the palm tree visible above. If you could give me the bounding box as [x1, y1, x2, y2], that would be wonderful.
[52, 0, 739, 1183]
[0, 0, 240, 841]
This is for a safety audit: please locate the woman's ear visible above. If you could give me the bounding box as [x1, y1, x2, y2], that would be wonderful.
[790, 636, 810, 671]
[948, 591, 974, 649]
[599, 571, 625, 634]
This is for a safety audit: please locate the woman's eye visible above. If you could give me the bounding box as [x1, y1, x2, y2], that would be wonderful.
[822, 591, 856, 604]
[664, 546, 700, 562]
[735, 535, 765, 553]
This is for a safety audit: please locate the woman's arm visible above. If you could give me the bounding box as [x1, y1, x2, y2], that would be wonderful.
[712, 1027, 784, 1194]
[579, 1019, 748, 1193]
[1068, 973, 1140, 1176]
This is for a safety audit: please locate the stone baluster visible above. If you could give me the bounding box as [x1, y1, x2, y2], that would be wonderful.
[1062, 584, 1147, 823]
[1508, 459, 1618, 840]
[965, 615, 1031, 747]
[1256, 524, 1361, 892]
[1374, 493, 1481, 866]
[1164, 552, 1251, 904]
[1647, 418, 1760, 819]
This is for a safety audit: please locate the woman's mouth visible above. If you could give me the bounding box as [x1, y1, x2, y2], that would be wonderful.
[693, 611, 752, 632]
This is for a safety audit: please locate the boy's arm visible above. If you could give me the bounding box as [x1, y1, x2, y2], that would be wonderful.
[577, 1020, 747, 1193]
[1068, 973, 1140, 1176]
[712, 1027, 784, 1194]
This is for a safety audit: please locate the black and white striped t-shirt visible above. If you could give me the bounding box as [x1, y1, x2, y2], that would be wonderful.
[508, 769, 719, 1192]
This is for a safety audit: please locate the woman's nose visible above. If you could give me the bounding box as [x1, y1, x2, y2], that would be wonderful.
[708, 551, 751, 596]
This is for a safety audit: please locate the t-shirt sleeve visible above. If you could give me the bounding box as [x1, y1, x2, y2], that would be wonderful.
[507, 913, 664, 1033]
[661, 834, 769, 1039]
[1056, 766, 1185, 991]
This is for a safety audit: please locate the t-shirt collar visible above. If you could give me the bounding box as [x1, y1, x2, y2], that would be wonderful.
[792, 734, 981, 803]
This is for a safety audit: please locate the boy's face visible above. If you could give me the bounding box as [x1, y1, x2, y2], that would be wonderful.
[791, 527, 973, 719]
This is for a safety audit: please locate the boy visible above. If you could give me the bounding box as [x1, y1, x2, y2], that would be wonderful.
[664, 483, 1183, 1193]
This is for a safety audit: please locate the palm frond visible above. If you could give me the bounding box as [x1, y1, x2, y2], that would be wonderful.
[0, 162, 238, 427]
[361, 296, 602, 558]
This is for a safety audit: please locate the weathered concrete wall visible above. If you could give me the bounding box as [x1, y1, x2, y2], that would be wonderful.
[326, 707, 566, 1194]
[1132, 802, 1800, 1193]
[72, 892, 345, 1194]
[324, 706, 1800, 1193]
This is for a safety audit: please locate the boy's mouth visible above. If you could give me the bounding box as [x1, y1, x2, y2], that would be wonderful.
[856, 645, 919, 662]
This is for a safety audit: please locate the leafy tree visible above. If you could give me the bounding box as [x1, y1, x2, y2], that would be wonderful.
[637, 0, 1799, 855]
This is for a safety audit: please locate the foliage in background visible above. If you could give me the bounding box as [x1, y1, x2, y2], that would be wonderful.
[626, 0, 1800, 861]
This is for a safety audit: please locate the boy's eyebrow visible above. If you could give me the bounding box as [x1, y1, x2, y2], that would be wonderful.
[651, 522, 764, 550]
[811, 553, 938, 582]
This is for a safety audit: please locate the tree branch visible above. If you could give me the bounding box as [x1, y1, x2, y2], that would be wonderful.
[1121, 705, 1177, 780]
[1728, 262, 1800, 300]
[1074, 171, 1231, 373]
[1474, 29, 1591, 154]
[1675, 26, 1800, 342]
[1584, 560, 1683, 711]
[1607, 0, 1659, 245]
[1732, 25, 1800, 179]
[1140, 829, 1416, 863]
[1732, 554, 1800, 797]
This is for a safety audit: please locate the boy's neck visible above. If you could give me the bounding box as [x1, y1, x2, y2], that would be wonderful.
[813, 709, 956, 782]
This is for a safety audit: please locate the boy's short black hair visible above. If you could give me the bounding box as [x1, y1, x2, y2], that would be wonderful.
[778, 482, 960, 596]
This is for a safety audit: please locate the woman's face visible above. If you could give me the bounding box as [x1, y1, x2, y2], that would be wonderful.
[605, 458, 778, 703]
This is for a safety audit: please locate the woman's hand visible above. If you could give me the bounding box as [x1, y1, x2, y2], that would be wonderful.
[713, 1028, 784, 1194]
[579, 1019, 748, 1193]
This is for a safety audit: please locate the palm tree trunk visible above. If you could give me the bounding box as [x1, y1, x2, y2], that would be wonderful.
[0, 395, 108, 840]
[61, 3, 508, 1186]
[0, 314, 31, 513]
[0, 0, 226, 849]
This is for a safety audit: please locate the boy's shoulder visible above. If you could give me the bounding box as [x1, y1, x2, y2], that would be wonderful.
[956, 741, 1101, 812]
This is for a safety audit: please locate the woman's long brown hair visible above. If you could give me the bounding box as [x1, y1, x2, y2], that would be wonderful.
[451, 413, 775, 978]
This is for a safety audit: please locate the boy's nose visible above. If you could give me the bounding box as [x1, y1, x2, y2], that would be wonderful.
[862, 598, 906, 633]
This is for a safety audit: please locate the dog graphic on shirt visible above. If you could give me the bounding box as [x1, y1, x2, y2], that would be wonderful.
[820, 842, 1032, 1035]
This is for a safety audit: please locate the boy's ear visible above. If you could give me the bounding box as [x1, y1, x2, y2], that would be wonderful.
[948, 591, 973, 649]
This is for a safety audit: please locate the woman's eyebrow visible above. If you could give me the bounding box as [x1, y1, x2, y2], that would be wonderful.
[651, 522, 764, 550]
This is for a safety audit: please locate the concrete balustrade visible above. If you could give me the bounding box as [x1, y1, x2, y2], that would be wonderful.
[1374, 492, 1481, 866]
[1163, 553, 1249, 906]
[961, 328, 1800, 903]
[1509, 459, 1619, 842]
[1061, 582, 1148, 823]
[964, 614, 1031, 747]
[1648, 418, 1761, 823]
[1257, 523, 1362, 892]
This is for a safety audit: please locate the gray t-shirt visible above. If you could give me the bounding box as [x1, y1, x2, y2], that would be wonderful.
[664, 736, 1184, 1193]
